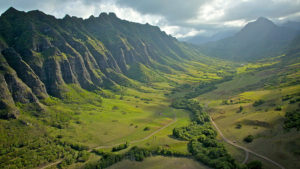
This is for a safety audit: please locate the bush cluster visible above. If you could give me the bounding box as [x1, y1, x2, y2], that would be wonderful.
[112, 142, 129, 152]
[172, 99, 239, 169]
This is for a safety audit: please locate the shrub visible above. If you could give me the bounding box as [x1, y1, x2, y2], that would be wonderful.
[236, 124, 242, 129]
[237, 106, 243, 113]
[112, 142, 129, 152]
[144, 127, 150, 131]
[253, 100, 265, 107]
[69, 143, 89, 151]
[284, 110, 300, 131]
[274, 106, 282, 111]
[222, 100, 229, 105]
[92, 149, 105, 155]
[112, 106, 119, 110]
[282, 95, 292, 101]
[246, 160, 263, 169]
[77, 150, 90, 162]
[244, 135, 254, 143]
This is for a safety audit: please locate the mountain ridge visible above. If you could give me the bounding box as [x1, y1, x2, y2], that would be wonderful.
[0, 7, 205, 119]
[198, 17, 300, 61]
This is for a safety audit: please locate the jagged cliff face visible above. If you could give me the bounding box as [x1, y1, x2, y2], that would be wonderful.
[0, 8, 200, 118]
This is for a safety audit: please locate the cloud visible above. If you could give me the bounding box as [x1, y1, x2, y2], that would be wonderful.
[0, 0, 300, 39]
[223, 19, 248, 28]
[115, 0, 300, 37]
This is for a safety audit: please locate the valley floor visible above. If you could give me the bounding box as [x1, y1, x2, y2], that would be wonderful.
[1, 56, 300, 169]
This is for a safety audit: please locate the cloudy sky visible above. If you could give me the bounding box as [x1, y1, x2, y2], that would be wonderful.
[1, 0, 300, 39]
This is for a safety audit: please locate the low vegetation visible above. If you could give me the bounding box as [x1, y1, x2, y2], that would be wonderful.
[243, 135, 254, 143]
[112, 142, 129, 152]
[252, 100, 265, 107]
[172, 99, 240, 169]
[85, 146, 190, 169]
[246, 160, 263, 169]
[284, 110, 300, 131]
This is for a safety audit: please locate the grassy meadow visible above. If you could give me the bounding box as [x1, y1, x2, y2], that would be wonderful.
[107, 156, 210, 169]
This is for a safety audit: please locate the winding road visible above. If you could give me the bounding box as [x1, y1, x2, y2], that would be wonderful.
[38, 118, 177, 169]
[210, 117, 285, 169]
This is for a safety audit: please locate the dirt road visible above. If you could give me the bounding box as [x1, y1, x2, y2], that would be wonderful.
[210, 117, 285, 169]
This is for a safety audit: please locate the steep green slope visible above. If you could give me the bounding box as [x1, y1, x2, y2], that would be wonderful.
[0, 7, 210, 118]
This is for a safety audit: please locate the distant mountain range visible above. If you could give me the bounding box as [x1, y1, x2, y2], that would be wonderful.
[197, 17, 300, 61]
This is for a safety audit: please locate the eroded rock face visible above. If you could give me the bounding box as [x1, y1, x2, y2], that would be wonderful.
[4, 72, 37, 104]
[0, 74, 18, 119]
[0, 54, 41, 119]
[60, 59, 78, 84]
[2, 48, 48, 99]
[42, 57, 64, 97]
[0, 8, 197, 119]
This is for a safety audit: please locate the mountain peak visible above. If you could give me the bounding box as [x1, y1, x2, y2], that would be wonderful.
[2, 7, 20, 16]
[63, 14, 71, 19]
[255, 17, 274, 25]
[240, 16, 276, 34]
[257, 17, 269, 22]
[108, 12, 117, 18]
[5, 7, 18, 13]
[98, 12, 118, 19]
[252, 17, 276, 27]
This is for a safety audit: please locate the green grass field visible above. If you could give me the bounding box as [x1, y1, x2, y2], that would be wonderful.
[107, 156, 210, 169]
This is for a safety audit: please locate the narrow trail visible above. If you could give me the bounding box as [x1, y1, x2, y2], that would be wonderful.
[210, 117, 285, 169]
[38, 160, 62, 169]
[38, 118, 177, 169]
